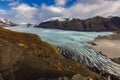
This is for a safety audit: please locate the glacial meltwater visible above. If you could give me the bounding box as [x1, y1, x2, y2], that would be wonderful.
[5, 25, 120, 77]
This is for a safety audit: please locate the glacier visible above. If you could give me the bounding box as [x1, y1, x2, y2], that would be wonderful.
[5, 25, 120, 78]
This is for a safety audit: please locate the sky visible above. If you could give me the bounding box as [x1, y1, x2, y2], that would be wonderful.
[0, 0, 120, 24]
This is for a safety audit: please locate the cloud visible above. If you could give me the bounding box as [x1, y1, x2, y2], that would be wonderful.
[0, 9, 6, 14]
[8, 0, 20, 6]
[0, 0, 120, 24]
[39, 0, 120, 19]
[55, 0, 68, 6]
[0, 3, 38, 24]
[77, 0, 105, 4]
[42, 4, 64, 13]
[2, 3, 61, 24]
[12, 3, 37, 18]
[75, 0, 120, 18]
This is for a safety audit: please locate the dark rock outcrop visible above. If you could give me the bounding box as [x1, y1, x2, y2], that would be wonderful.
[0, 73, 4, 80]
[111, 58, 120, 64]
[0, 38, 23, 80]
[36, 16, 120, 31]
[0, 39, 23, 71]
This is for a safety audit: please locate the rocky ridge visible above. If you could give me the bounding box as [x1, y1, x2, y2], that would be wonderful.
[0, 18, 16, 27]
[36, 16, 120, 31]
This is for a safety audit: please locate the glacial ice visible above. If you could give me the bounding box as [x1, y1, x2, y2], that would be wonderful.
[5, 25, 120, 77]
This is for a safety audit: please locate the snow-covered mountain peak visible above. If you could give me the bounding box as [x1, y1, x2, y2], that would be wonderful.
[0, 18, 16, 26]
[43, 17, 73, 22]
[0, 18, 10, 23]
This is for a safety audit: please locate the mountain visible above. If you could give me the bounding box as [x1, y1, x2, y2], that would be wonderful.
[0, 18, 16, 27]
[0, 27, 106, 80]
[43, 17, 73, 22]
[35, 16, 120, 31]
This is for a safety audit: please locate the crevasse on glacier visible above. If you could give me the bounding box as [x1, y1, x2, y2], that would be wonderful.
[5, 25, 120, 77]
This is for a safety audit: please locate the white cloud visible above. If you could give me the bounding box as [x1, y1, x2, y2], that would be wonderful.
[77, 0, 105, 4]
[12, 3, 37, 18]
[0, 0, 120, 24]
[6, 3, 61, 23]
[8, 0, 20, 6]
[46, 6, 63, 13]
[61, 0, 120, 18]
[42, 4, 64, 13]
[38, 0, 120, 19]
[0, 9, 6, 14]
[0, 3, 38, 24]
[55, 0, 68, 6]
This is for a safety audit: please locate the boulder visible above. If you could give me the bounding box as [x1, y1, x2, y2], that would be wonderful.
[0, 73, 4, 80]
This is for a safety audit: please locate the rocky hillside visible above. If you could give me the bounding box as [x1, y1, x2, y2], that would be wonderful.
[36, 16, 120, 31]
[0, 18, 16, 27]
[0, 27, 106, 80]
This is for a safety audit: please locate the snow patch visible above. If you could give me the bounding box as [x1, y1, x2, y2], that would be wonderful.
[43, 17, 73, 22]
[0, 18, 12, 25]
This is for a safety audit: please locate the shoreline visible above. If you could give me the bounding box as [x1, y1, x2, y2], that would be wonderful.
[92, 39, 120, 58]
[91, 33, 120, 64]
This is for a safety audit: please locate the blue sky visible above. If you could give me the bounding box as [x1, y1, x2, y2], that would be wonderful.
[20, 0, 75, 7]
[0, 0, 76, 10]
[0, 0, 120, 23]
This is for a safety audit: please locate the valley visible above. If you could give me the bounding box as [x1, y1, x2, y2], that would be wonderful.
[4, 25, 120, 80]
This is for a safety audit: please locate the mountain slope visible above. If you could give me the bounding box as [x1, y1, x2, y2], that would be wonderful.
[0, 27, 106, 80]
[36, 16, 120, 31]
[0, 18, 16, 26]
